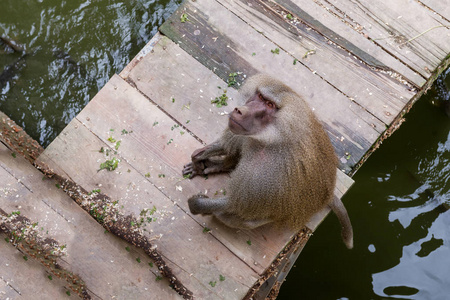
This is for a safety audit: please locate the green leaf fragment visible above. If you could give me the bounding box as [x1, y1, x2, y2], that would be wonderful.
[212, 89, 228, 107]
[99, 157, 119, 171]
[180, 13, 188, 23]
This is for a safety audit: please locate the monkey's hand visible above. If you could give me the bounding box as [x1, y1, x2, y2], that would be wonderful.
[182, 143, 228, 178]
[182, 161, 205, 178]
[183, 157, 234, 178]
[182, 147, 209, 178]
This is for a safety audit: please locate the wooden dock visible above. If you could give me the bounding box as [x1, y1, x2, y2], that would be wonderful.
[1, 0, 449, 299]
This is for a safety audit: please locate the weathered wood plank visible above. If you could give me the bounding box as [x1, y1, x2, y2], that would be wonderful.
[219, 0, 415, 124]
[1, 142, 181, 300]
[268, 0, 426, 88]
[318, 0, 450, 78]
[0, 233, 69, 299]
[159, 0, 384, 173]
[419, 0, 450, 21]
[122, 36, 240, 146]
[120, 32, 164, 79]
[0, 111, 44, 163]
[38, 123, 258, 300]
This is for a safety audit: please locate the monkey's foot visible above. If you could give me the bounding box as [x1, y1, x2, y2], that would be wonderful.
[188, 194, 210, 215]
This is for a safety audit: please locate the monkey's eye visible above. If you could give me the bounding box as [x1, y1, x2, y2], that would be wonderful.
[265, 100, 275, 109]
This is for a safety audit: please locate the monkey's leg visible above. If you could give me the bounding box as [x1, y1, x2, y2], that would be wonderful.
[214, 212, 272, 230]
[188, 195, 271, 229]
[188, 195, 228, 215]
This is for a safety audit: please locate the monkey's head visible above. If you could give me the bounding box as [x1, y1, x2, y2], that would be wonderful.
[228, 88, 278, 136]
[229, 74, 310, 143]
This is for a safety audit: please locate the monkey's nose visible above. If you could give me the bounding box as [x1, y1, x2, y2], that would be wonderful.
[234, 107, 242, 115]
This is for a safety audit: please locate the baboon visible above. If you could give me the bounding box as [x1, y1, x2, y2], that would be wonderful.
[183, 74, 353, 249]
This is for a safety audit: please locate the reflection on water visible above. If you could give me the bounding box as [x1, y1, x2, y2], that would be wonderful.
[0, 0, 181, 147]
[279, 69, 450, 299]
[373, 113, 450, 299]
[2, 1, 450, 299]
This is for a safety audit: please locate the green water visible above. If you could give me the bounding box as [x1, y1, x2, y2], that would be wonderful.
[1, 0, 181, 147]
[1, 1, 449, 299]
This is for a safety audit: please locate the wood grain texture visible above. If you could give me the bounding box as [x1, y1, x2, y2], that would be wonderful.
[269, 0, 427, 88]
[122, 36, 240, 146]
[419, 0, 450, 21]
[0, 142, 180, 300]
[0, 235, 69, 299]
[317, 0, 450, 78]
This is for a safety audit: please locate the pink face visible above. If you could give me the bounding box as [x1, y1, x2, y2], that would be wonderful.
[228, 92, 278, 135]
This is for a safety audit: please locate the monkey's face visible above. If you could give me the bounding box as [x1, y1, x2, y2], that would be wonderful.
[228, 92, 278, 136]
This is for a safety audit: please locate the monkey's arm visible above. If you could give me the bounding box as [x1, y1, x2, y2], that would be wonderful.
[191, 141, 226, 162]
[182, 140, 238, 178]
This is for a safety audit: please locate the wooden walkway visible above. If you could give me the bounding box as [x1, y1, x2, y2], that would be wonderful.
[1, 0, 449, 299]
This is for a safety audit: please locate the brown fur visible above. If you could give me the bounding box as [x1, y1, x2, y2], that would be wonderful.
[183, 74, 353, 248]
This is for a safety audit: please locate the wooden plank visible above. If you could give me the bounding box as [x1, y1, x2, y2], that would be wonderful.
[120, 32, 163, 79]
[419, 0, 450, 21]
[0, 233, 69, 299]
[318, 0, 450, 78]
[268, 0, 426, 88]
[0, 142, 181, 299]
[218, 0, 415, 124]
[121, 35, 241, 147]
[38, 126, 258, 300]
[158, 1, 386, 174]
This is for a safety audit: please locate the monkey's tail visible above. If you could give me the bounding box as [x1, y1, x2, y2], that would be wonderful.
[330, 197, 354, 249]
